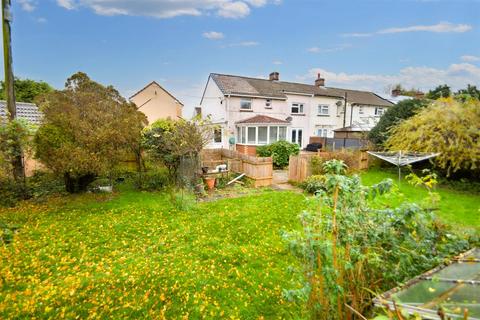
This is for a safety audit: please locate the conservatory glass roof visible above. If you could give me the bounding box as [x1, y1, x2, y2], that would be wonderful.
[374, 248, 480, 319]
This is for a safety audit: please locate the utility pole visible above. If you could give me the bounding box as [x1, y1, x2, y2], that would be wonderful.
[2, 0, 25, 182]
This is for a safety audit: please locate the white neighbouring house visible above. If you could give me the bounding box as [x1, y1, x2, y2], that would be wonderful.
[198, 72, 394, 154]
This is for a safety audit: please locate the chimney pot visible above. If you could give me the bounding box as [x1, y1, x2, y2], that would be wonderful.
[392, 88, 401, 97]
[269, 72, 279, 81]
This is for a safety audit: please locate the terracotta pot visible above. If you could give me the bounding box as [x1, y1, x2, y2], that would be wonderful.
[204, 177, 216, 190]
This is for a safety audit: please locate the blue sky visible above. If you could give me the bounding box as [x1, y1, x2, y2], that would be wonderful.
[5, 0, 480, 115]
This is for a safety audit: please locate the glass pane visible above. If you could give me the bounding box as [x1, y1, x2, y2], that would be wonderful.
[298, 129, 303, 147]
[291, 130, 296, 143]
[213, 129, 222, 143]
[258, 126, 268, 144]
[237, 127, 241, 143]
[241, 99, 252, 109]
[248, 127, 256, 144]
[270, 126, 278, 143]
[279, 127, 287, 140]
[241, 127, 246, 144]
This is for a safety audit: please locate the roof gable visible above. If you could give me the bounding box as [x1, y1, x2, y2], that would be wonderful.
[129, 81, 184, 106]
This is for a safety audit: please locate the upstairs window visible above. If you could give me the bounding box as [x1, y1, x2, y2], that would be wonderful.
[240, 98, 252, 110]
[375, 107, 385, 116]
[291, 103, 304, 114]
[317, 105, 329, 116]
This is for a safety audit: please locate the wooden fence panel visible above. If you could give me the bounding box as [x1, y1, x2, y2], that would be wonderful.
[289, 151, 369, 183]
[201, 148, 273, 187]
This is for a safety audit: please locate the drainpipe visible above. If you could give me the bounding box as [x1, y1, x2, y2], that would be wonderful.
[343, 92, 348, 128]
[349, 103, 354, 127]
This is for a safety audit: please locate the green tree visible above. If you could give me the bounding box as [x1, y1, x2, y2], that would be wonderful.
[426, 84, 451, 100]
[368, 98, 429, 147]
[34, 72, 147, 193]
[0, 78, 53, 103]
[142, 117, 213, 186]
[386, 98, 480, 176]
[456, 84, 480, 101]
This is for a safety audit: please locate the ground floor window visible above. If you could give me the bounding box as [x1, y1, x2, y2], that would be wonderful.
[213, 128, 222, 143]
[237, 125, 288, 145]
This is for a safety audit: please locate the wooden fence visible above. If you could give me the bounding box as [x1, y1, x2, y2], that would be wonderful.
[289, 150, 369, 183]
[201, 149, 273, 187]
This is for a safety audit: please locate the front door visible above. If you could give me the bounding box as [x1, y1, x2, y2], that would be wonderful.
[291, 128, 303, 147]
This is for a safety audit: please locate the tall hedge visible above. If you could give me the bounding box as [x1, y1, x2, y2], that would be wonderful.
[368, 98, 429, 147]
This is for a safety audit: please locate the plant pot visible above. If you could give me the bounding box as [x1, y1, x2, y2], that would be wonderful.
[204, 177, 216, 190]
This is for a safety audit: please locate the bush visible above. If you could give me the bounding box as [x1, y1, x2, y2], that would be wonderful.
[386, 98, 480, 176]
[0, 179, 25, 207]
[300, 175, 326, 194]
[28, 171, 65, 198]
[256, 140, 300, 169]
[134, 169, 170, 191]
[282, 160, 471, 318]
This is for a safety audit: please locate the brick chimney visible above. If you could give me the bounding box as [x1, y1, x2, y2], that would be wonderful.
[269, 72, 279, 81]
[315, 73, 325, 87]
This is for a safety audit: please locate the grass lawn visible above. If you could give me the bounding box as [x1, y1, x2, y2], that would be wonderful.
[360, 167, 480, 233]
[0, 190, 306, 319]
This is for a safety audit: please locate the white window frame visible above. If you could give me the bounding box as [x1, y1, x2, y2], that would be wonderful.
[317, 104, 329, 116]
[236, 125, 288, 145]
[316, 128, 328, 137]
[240, 98, 252, 110]
[291, 103, 304, 114]
[375, 107, 385, 116]
[290, 128, 303, 147]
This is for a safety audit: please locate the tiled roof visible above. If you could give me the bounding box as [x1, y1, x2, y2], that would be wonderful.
[211, 73, 394, 107]
[0, 100, 42, 124]
[236, 115, 290, 124]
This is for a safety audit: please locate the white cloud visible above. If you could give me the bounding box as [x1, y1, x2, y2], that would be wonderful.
[300, 63, 480, 93]
[273, 60, 282, 65]
[217, 1, 250, 18]
[222, 41, 259, 48]
[57, 0, 76, 10]
[54, 0, 278, 19]
[202, 31, 225, 40]
[19, 0, 36, 12]
[343, 21, 472, 37]
[461, 55, 480, 62]
[308, 44, 352, 53]
[379, 22, 472, 34]
[37, 17, 48, 23]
